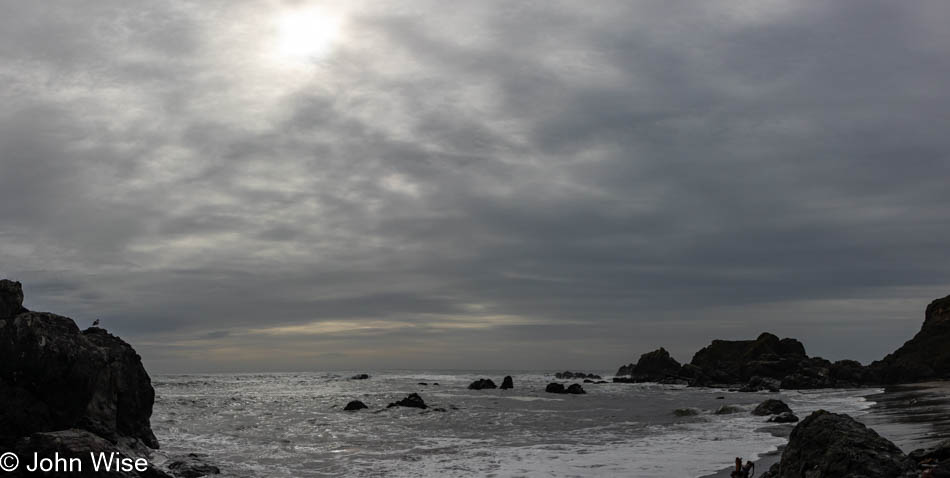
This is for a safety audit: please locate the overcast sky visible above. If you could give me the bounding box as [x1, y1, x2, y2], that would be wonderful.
[2, 0, 949, 372]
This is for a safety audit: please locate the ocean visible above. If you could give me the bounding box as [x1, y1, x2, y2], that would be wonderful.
[149, 371, 931, 477]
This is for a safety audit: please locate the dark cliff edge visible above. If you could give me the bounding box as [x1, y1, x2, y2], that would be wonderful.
[614, 293, 950, 389]
[0, 279, 216, 478]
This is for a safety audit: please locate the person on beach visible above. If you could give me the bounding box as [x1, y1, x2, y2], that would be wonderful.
[731, 457, 754, 478]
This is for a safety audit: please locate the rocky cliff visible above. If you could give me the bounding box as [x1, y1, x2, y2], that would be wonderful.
[0, 279, 169, 477]
[869, 293, 950, 384]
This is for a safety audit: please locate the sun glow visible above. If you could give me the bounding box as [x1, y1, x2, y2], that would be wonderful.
[275, 8, 342, 62]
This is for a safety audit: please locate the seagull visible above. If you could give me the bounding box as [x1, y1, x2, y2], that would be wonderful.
[92, 319, 100, 327]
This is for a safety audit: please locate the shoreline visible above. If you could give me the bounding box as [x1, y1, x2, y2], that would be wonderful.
[699, 380, 950, 478]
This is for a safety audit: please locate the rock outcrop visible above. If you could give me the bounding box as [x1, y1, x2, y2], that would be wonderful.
[869, 293, 950, 384]
[468, 378, 497, 390]
[752, 399, 792, 416]
[760, 410, 917, 478]
[0, 279, 218, 478]
[500, 376, 513, 390]
[614, 347, 682, 382]
[343, 400, 367, 411]
[387, 393, 427, 409]
[0, 280, 158, 450]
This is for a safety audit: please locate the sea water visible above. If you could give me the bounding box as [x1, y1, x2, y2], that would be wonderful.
[150, 371, 878, 477]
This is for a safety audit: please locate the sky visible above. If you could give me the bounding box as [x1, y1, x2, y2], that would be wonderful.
[1, 0, 949, 373]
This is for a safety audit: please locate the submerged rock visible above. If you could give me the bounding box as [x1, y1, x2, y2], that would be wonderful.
[387, 393, 427, 409]
[500, 376, 514, 390]
[673, 408, 700, 417]
[767, 412, 799, 423]
[753, 399, 792, 416]
[715, 405, 742, 415]
[760, 410, 916, 478]
[343, 400, 368, 411]
[468, 378, 497, 390]
[555, 371, 601, 379]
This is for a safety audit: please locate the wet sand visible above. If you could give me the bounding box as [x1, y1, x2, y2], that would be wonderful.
[700, 381, 950, 478]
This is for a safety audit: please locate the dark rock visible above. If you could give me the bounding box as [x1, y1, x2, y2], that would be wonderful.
[0, 297, 158, 449]
[715, 405, 742, 415]
[753, 399, 792, 416]
[500, 376, 513, 390]
[0, 279, 26, 319]
[909, 439, 950, 463]
[417, 382, 428, 386]
[869, 294, 950, 384]
[545, 383, 565, 394]
[565, 383, 586, 394]
[673, 408, 700, 417]
[617, 347, 683, 383]
[387, 393, 427, 409]
[166, 453, 221, 478]
[13, 429, 170, 478]
[688, 333, 808, 386]
[468, 378, 497, 390]
[760, 410, 916, 478]
[739, 376, 781, 392]
[350, 374, 370, 380]
[343, 400, 367, 411]
[768, 412, 799, 423]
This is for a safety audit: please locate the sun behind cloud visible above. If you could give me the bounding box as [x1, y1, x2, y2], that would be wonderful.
[274, 6, 343, 62]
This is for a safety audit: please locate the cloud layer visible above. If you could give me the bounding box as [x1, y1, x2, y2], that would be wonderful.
[2, 0, 949, 372]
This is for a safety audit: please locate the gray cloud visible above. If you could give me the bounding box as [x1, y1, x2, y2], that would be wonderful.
[2, 0, 949, 372]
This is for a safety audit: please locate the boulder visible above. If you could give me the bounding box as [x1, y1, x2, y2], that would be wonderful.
[166, 453, 220, 478]
[343, 400, 367, 411]
[500, 376, 514, 390]
[545, 383, 566, 394]
[759, 410, 916, 478]
[468, 378, 497, 390]
[0, 285, 158, 449]
[565, 383, 586, 394]
[869, 293, 950, 383]
[767, 412, 799, 423]
[752, 399, 792, 416]
[350, 374, 370, 380]
[387, 393, 427, 409]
